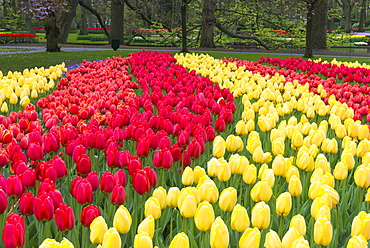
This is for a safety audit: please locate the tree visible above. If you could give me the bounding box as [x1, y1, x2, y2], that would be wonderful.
[181, 0, 192, 52]
[312, 0, 329, 50]
[358, 0, 367, 31]
[200, 0, 216, 48]
[336, 0, 354, 33]
[19, 0, 70, 52]
[110, 0, 125, 44]
[304, 0, 319, 57]
[57, 0, 79, 43]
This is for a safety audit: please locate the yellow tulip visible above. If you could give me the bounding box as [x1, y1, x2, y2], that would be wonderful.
[296, 150, 314, 172]
[137, 215, 155, 238]
[290, 214, 306, 236]
[347, 235, 368, 248]
[246, 119, 255, 132]
[213, 136, 226, 158]
[194, 201, 215, 231]
[226, 135, 244, 152]
[250, 179, 272, 202]
[264, 229, 282, 248]
[239, 227, 260, 248]
[210, 217, 229, 248]
[282, 227, 301, 248]
[20, 96, 30, 107]
[39, 238, 62, 248]
[1, 102, 8, 113]
[60, 238, 74, 248]
[243, 164, 257, 185]
[207, 157, 220, 177]
[231, 204, 250, 232]
[251, 201, 270, 230]
[102, 228, 121, 248]
[258, 163, 269, 180]
[314, 216, 333, 246]
[261, 168, 275, 187]
[276, 192, 292, 217]
[288, 175, 302, 197]
[291, 130, 303, 150]
[315, 154, 331, 174]
[335, 124, 347, 139]
[333, 161, 348, 181]
[9, 92, 17, 104]
[218, 161, 231, 182]
[291, 237, 310, 248]
[31, 89, 38, 98]
[316, 205, 331, 222]
[134, 232, 153, 248]
[182, 167, 194, 186]
[113, 205, 132, 234]
[90, 216, 108, 244]
[351, 211, 370, 240]
[272, 155, 286, 177]
[197, 178, 219, 204]
[169, 232, 190, 248]
[285, 166, 300, 183]
[152, 186, 167, 209]
[358, 125, 370, 140]
[235, 120, 248, 135]
[193, 166, 206, 184]
[354, 164, 370, 188]
[167, 187, 180, 208]
[144, 197, 161, 220]
[272, 138, 285, 156]
[219, 187, 237, 212]
[322, 172, 335, 188]
[357, 140, 369, 158]
[178, 190, 198, 218]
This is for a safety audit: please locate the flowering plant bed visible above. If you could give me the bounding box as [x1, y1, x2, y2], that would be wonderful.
[0, 51, 370, 247]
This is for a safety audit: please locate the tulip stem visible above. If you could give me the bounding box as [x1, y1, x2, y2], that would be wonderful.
[278, 216, 283, 238]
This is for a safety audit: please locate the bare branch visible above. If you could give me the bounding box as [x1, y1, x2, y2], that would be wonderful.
[78, 0, 110, 38]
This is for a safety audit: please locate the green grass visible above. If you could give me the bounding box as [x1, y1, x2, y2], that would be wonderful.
[0, 50, 370, 74]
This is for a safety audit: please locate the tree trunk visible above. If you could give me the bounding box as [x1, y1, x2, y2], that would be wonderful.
[79, 0, 110, 38]
[200, 0, 216, 48]
[181, 0, 189, 53]
[110, 0, 125, 44]
[358, 0, 367, 31]
[57, 0, 79, 43]
[304, 1, 316, 58]
[45, 17, 60, 52]
[79, 4, 89, 35]
[312, 0, 328, 50]
[25, 15, 35, 35]
[343, 0, 352, 33]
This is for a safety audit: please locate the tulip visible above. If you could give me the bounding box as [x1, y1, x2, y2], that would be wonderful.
[235, 120, 248, 135]
[290, 214, 306, 236]
[347, 235, 368, 248]
[272, 155, 286, 177]
[207, 157, 220, 177]
[272, 138, 285, 156]
[90, 216, 108, 244]
[113, 205, 132, 234]
[182, 167, 194, 186]
[218, 161, 231, 182]
[137, 215, 155, 238]
[132, 169, 151, 195]
[5, 175, 24, 198]
[2, 214, 25, 248]
[39, 238, 74, 248]
[197, 178, 219, 204]
[354, 165, 370, 188]
[178, 189, 198, 218]
[238, 227, 260, 248]
[282, 227, 301, 248]
[318, 184, 339, 209]
[134, 232, 153, 248]
[264, 229, 282, 248]
[291, 237, 310, 248]
[87, 171, 99, 192]
[102, 227, 121, 248]
[194, 201, 215, 231]
[193, 166, 206, 184]
[276, 192, 292, 217]
[54, 203, 75, 232]
[231, 204, 250, 232]
[243, 164, 257, 184]
[100, 171, 115, 194]
[76, 154, 92, 177]
[27, 142, 44, 161]
[169, 232, 190, 248]
[210, 217, 229, 248]
[144, 197, 161, 220]
[33, 192, 54, 222]
[0, 189, 8, 214]
[1, 102, 8, 113]
[219, 187, 237, 212]
[351, 211, 370, 240]
[251, 201, 270, 230]
[314, 216, 333, 246]
[108, 184, 125, 206]
[114, 169, 127, 187]
[212, 136, 226, 158]
[250, 179, 272, 202]
[225, 135, 244, 152]
[71, 178, 93, 205]
[152, 186, 167, 209]
[167, 187, 180, 208]
[288, 175, 302, 197]
[333, 161, 348, 181]
[81, 205, 101, 227]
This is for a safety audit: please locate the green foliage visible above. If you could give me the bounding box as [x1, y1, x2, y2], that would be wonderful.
[76, 35, 92, 40]
[89, 36, 109, 42]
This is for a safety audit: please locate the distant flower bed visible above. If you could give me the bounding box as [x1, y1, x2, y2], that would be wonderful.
[0, 33, 39, 44]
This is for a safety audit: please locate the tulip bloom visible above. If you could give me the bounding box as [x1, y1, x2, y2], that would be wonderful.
[167, 187, 180, 208]
[231, 204, 250, 232]
[264, 230, 282, 248]
[76, 154, 92, 177]
[347, 235, 368, 248]
[243, 164, 257, 185]
[354, 165, 370, 188]
[81, 205, 101, 227]
[39, 238, 74, 248]
[152, 186, 167, 209]
[5, 175, 24, 198]
[33, 193, 54, 222]
[212, 136, 226, 158]
[132, 169, 151, 195]
[144, 197, 161, 220]
[54, 203, 75, 232]
[0, 189, 8, 214]
[251, 201, 270, 230]
[351, 211, 370, 240]
[194, 201, 215, 231]
[178, 189, 198, 218]
[210, 217, 229, 248]
[2, 214, 25, 248]
[100, 171, 115, 194]
[219, 187, 237, 212]
[276, 192, 292, 217]
[27, 142, 44, 161]
[314, 216, 333, 246]
[113, 205, 132, 234]
[90, 216, 108, 244]
[169, 232, 190, 248]
[71, 178, 93, 205]
[290, 214, 306, 236]
[288, 175, 302, 197]
[134, 232, 153, 248]
[182, 167, 194, 186]
[250, 179, 272, 202]
[137, 215, 155, 238]
[102, 227, 121, 248]
[110, 184, 126, 206]
[239, 227, 260, 248]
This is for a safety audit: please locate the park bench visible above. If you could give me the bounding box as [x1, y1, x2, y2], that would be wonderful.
[224, 42, 259, 49]
[330, 45, 370, 53]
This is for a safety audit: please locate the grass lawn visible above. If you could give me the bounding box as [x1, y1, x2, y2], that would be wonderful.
[0, 49, 370, 74]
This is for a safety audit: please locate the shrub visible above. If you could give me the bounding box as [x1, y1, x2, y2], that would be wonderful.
[89, 35, 109, 41]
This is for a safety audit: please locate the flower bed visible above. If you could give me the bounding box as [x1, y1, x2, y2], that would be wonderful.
[0, 33, 39, 44]
[0, 51, 370, 248]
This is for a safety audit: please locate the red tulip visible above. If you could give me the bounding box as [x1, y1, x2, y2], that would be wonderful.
[54, 203, 75, 232]
[5, 175, 24, 198]
[215, 116, 226, 132]
[100, 171, 115, 194]
[179, 150, 191, 167]
[2, 214, 25, 248]
[42, 132, 60, 153]
[38, 178, 56, 194]
[1, 129, 13, 144]
[205, 126, 216, 141]
[0, 148, 9, 167]
[47, 189, 64, 211]
[27, 142, 44, 161]
[80, 204, 101, 227]
[107, 150, 120, 168]
[128, 156, 142, 176]
[71, 178, 93, 205]
[0, 189, 8, 214]
[118, 150, 131, 168]
[178, 130, 190, 146]
[19, 192, 34, 216]
[136, 137, 150, 157]
[20, 167, 36, 189]
[86, 171, 99, 191]
[114, 169, 127, 187]
[188, 139, 202, 159]
[76, 154, 92, 177]
[72, 144, 86, 163]
[132, 169, 151, 195]
[110, 184, 126, 205]
[50, 156, 67, 179]
[143, 167, 157, 187]
[39, 162, 58, 183]
[33, 192, 54, 221]
[94, 132, 106, 150]
[170, 144, 183, 161]
[19, 136, 29, 150]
